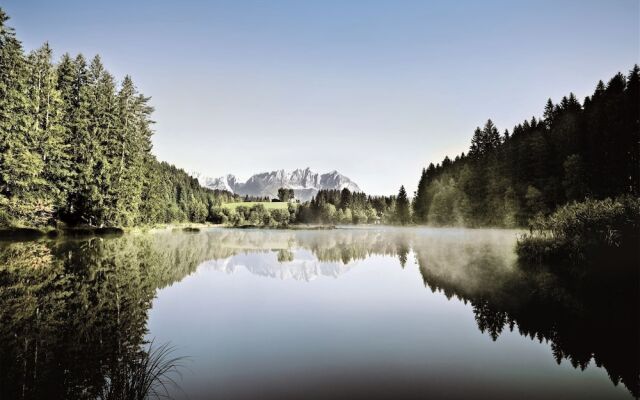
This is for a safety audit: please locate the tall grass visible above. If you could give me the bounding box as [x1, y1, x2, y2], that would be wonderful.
[98, 340, 187, 400]
[517, 196, 640, 269]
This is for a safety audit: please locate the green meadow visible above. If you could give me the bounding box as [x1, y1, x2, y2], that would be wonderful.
[221, 202, 293, 211]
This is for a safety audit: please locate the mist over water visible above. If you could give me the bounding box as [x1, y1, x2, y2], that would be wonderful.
[0, 227, 637, 399]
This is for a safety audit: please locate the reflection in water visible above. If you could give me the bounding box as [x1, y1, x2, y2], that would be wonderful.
[0, 227, 637, 399]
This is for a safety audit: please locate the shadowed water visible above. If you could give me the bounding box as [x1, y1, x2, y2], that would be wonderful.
[0, 227, 637, 399]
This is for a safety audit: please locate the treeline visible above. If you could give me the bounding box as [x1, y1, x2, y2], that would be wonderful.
[0, 9, 237, 228]
[296, 188, 405, 224]
[212, 204, 297, 227]
[208, 188, 405, 227]
[412, 66, 640, 227]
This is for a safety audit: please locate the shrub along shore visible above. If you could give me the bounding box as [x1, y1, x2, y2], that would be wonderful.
[516, 196, 640, 271]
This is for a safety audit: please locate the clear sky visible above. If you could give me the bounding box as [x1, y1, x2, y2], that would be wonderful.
[4, 0, 639, 195]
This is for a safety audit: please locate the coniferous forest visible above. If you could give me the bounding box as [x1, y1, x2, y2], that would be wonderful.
[0, 9, 237, 229]
[412, 67, 639, 227]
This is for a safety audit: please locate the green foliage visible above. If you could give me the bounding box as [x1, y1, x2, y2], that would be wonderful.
[395, 185, 411, 225]
[221, 201, 290, 211]
[214, 203, 295, 227]
[426, 178, 464, 225]
[0, 9, 42, 221]
[277, 187, 294, 202]
[517, 196, 640, 267]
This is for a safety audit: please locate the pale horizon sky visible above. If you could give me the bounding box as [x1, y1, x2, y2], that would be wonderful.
[4, 0, 639, 195]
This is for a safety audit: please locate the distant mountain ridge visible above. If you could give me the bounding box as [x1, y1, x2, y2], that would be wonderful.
[195, 168, 361, 201]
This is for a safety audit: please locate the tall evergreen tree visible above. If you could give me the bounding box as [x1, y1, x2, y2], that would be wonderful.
[108, 76, 153, 225]
[25, 43, 70, 215]
[395, 185, 410, 225]
[0, 10, 42, 224]
[339, 187, 352, 210]
[412, 168, 428, 223]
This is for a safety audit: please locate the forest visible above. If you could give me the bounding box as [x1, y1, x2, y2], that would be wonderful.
[0, 9, 238, 229]
[412, 66, 639, 227]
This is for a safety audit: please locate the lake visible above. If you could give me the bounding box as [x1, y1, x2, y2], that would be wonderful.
[0, 227, 637, 399]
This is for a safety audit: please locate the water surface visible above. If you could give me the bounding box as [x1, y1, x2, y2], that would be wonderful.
[0, 227, 637, 399]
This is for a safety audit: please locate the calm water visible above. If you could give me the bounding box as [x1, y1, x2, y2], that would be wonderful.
[0, 227, 637, 399]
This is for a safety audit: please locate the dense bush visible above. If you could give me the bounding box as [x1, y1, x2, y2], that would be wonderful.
[517, 196, 640, 268]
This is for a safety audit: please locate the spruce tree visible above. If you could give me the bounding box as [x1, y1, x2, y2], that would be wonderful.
[339, 187, 352, 210]
[25, 43, 70, 216]
[395, 185, 410, 225]
[543, 99, 555, 129]
[109, 75, 153, 225]
[412, 168, 428, 223]
[75, 55, 119, 226]
[0, 10, 41, 225]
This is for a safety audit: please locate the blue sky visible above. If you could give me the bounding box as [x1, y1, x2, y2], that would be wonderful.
[4, 0, 639, 194]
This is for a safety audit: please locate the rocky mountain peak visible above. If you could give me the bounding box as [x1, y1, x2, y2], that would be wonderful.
[196, 168, 361, 201]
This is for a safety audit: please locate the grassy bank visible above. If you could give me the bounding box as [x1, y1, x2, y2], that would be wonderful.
[0, 226, 125, 240]
[516, 196, 640, 271]
[0, 222, 224, 241]
[221, 201, 293, 211]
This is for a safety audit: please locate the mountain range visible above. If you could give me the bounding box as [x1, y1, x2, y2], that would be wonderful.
[195, 168, 361, 201]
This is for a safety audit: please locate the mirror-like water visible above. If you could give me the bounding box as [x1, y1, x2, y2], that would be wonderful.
[0, 227, 637, 399]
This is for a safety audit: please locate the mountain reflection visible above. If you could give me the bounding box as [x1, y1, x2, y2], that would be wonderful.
[0, 228, 637, 398]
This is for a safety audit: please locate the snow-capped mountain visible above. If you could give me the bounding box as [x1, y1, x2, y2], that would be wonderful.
[200, 249, 354, 282]
[196, 168, 362, 201]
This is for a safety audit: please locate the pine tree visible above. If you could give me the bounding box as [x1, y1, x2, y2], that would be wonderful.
[339, 187, 352, 210]
[412, 168, 428, 223]
[25, 43, 70, 215]
[395, 185, 410, 225]
[483, 119, 501, 151]
[0, 10, 42, 225]
[543, 99, 555, 129]
[107, 75, 154, 225]
[469, 120, 500, 158]
[57, 54, 92, 222]
[74, 55, 119, 226]
[469, 127, 483, 158]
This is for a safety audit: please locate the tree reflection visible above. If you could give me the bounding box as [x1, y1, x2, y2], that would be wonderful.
[0, 233, 219, 399]
[410, 232, 639, 398]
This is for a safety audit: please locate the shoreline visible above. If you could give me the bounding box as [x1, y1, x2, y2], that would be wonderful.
[0, 223, 529, 241]
[0, 223, 338, 240]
